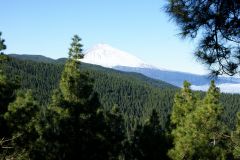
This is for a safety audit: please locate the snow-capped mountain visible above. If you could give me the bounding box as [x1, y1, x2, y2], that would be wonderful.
[82, 44, 156, 69]
[83, 44, 240, 93]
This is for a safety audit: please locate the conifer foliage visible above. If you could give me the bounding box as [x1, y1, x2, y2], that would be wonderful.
[125, 109, 170, 160]
[169, 81, 230, 159]
[2, 31, 240, 159]
[0, 32, 39, 159]
[68, 35, 84, 59]
[165, 0, 240, 76]
[232, 113, 240, 159]
[34, 35, 127, 160]
[0, 32, 19, 140]
[4, 91, 39, 158]
[0, 32, 6, 54]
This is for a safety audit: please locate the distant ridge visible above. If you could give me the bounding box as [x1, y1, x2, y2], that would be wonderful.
[8, 54, 66, 63]
[8, 54, 55, 63]
[81, 44, 240, 93]
[7, 54, 176, 90]
[8, 48, 240, 93]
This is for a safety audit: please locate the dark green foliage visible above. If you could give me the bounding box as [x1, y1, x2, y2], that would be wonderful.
[0, 34, 20, 140]
[220, 93, 240, 129]
[8, 54, 56, 63]
[2, 57, 177, 130]
[0, 32, 6, 54]
[4, 91, 39, 159]
[125, 109, 170, 160]
[165, 0, 240, 76]
[3, 56, 240, 130]
[0, 70, 19, 115]
[232, 113, 240, 159]
[68, 35, 84, 59]
[2, 58, 63, 105]
[34, 90, 107, 160]
[2, 53, 240, 159]
[1, 34, 175, 159]
[33, 36, 120, 160]
[60, 60, 93, 104]
[0, 33, 39, 159]
[103, 106, 127, 159]
[0, 34, 16, 111]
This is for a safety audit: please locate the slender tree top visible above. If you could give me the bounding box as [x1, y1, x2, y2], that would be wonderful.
[68, 35, 84, 60]
[205, 80, 220, 104]
[0, 32, 7, 54]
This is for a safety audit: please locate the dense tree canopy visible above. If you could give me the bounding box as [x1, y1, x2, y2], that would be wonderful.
[3, 31, 240, 159]
[125, 109, 170, 160]
[0, 33, 19, 139]
[232, 113, 240, 159]
[33, 35, 128, 160]
[169, 81, 230, 159]
[166, 0, 240, 76]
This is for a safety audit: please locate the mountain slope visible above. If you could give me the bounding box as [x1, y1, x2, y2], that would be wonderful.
[83, 44, 240, 93]
[82, 44, 156, 68]
[3, 56, 177, 127]
[115, 66, 240, 86]
[3, 55, 240, 129]
[8, 46, 240, 93]
[8, 54, 56, 63]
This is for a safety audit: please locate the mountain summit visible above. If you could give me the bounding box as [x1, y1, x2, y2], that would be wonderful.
[82, 44, 155, 68]
[81, 43, 240, 93]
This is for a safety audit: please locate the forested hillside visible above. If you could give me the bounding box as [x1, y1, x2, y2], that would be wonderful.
[2, 57, 177, 128]
[2, 33, 240, 159]
[3, 56, 240, 129]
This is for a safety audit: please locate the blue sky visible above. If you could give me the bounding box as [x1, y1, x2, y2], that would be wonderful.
[1, 0, 207, 74]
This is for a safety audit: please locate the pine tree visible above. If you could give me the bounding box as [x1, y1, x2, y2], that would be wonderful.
[169, 81, 229, 159]
[4, 91, 39, 159]
[170, 81, 197, 128]
[0, 32, 38, 159]
[0, 32, 7, 54]
[68, 35, 84, 59]
[0, 32, 19, 139]
[165, 0, 240, 76]
[35, 35, 108, 160]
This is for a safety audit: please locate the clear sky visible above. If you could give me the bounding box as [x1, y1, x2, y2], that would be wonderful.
[1, 0, 208, 74]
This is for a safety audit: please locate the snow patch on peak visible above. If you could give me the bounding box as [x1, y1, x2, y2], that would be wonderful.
[82, 44, 156, 68]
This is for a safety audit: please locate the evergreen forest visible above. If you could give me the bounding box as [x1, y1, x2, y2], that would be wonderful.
[1, 18, 240, 159]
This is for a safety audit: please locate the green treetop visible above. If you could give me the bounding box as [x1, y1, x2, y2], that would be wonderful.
[0, 32, 7, 54]
[170, 80, 197, 127]
[34, 35, 109, 160]
[169, 81, 229, 159]
[68, 35, 84, 59]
